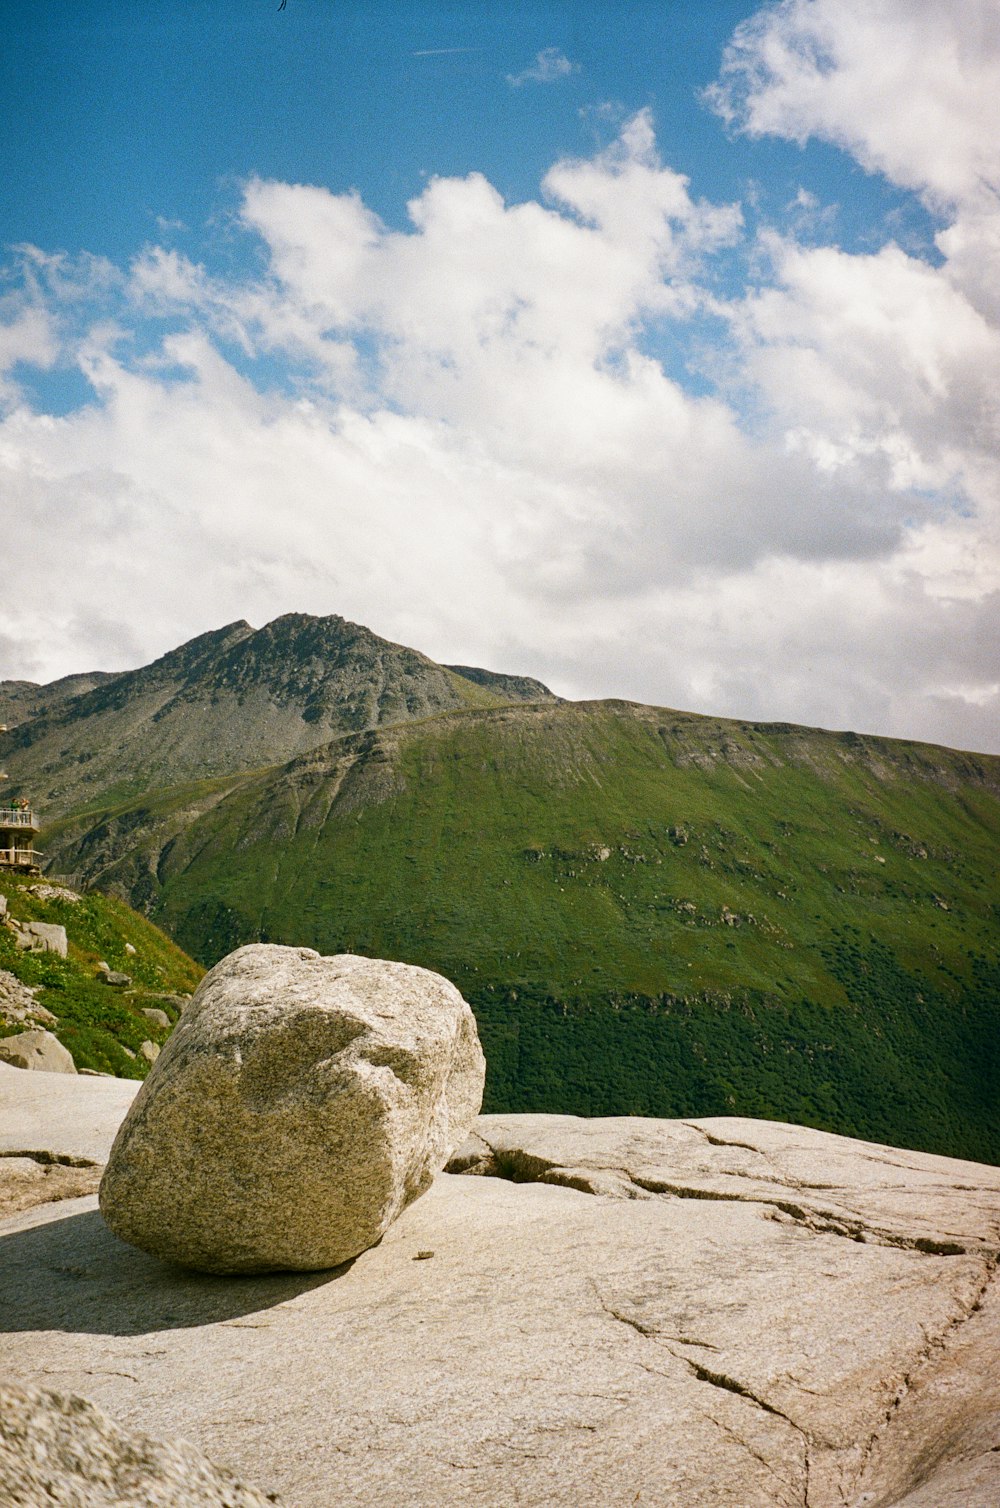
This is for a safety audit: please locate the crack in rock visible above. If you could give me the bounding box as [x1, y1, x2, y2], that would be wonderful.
[0, 1148, 100, 1168]
[450, 1138, 988, 1259]
[848, 1252, 999, 1502]
[666, 1353, 814, 1508]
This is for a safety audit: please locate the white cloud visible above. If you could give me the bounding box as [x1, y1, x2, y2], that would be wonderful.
[508, 48, 578, 88]
[707, 0, 1000, 214]
[0, 56, 998, 756]
[0, 303, 57, 406]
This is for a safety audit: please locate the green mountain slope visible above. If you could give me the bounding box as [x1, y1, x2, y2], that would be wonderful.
[0, 613, 556, 818]
[40, 699, 1000, 1162]
[0, 874, 202, 1077]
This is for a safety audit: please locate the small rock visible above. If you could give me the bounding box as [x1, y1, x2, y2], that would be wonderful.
[98, 967, 132, 987]
[100, 943, 486, 1273]
[140, 1007, 171, 1030]
[139, 1040, 160, 1064]
[0, 894, 6, 917]
[121, 1046, 136, 1059]
[124, 942, 136, 955]
[0, 1028, 76, 1074]
[27, 1004, 58, 1027]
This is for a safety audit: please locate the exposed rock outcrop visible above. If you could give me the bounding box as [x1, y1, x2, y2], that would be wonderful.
[3, 1071, 999, 1506]
[99, 944, 486, 1273]
[0, 1028, 76, 1074]
[0, 1384, 281, 1507]
[0, 968, 40, 1023]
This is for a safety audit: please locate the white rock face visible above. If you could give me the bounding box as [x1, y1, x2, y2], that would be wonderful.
[0, 1384, 281, 1507]
[24, 921, 68, 957]
[99, 944, 486, 1273]
[0, 1027, 76, 1073]
[3, 1078, 1000, 1508]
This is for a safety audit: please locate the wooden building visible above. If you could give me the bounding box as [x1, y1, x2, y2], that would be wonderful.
[0, 799, 42, 873]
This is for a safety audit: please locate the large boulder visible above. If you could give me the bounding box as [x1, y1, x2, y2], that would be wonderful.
[0, 1027, 76, 1073]
[99, 944, 486, 1273]
[0, 1384, 281, 1507]
[25, 921, 68, 957]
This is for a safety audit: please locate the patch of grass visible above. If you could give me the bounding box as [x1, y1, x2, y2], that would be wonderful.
[0, 875, 202, 1075]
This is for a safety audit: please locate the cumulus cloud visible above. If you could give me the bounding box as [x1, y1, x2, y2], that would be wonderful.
[508, 48, 578, 88]
[0, 12, 998, 755]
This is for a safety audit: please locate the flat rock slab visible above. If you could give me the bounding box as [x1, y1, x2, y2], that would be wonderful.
[0, 1060, 138, 1163]
[1, 1092, 998, 1507]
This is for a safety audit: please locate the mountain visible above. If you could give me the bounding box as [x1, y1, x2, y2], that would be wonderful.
[0, 614, 556, 817]
[0, 671, 115, 730]
[32, 683, 1000, 1163]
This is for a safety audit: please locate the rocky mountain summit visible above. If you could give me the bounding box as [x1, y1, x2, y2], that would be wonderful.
[2, 1058, 998, 1505]
[0, 613, 556, 818]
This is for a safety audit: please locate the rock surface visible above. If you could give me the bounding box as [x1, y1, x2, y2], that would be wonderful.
[0, 1061, 136, 1217]
[2, 1073, 999, 1508]
[27, 882, 81, 904]
[0, 1383, 281, 1507]
[0, 1026, 77, 1073]
[97, 962, 132, 987]
[0, 968, 39, 1023]
[99, 944, 486, 1273]
[24, 920, 68, 957]
[140, 1007, 171, 1029]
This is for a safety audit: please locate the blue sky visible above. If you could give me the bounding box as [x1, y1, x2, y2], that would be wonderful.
[5, 2, 936, 283]
[1, 0, 998, 751]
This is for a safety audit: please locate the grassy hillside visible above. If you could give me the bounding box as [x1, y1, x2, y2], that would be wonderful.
[41, 700, 1000, 1161]
[0, 874, 202, 1076]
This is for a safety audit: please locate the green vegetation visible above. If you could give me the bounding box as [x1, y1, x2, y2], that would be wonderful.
[0, 874, 202, 1076]
[40, 701, 1000, 1162]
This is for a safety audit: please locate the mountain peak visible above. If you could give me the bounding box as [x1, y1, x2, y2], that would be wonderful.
[0, 613, 554, 818]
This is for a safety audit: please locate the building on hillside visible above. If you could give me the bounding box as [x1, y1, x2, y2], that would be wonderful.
[0, 797, 43, 874]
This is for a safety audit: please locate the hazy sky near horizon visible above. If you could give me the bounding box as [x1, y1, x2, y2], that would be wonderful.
[2, 0, 998, 752]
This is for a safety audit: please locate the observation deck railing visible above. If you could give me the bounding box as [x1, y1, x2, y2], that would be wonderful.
[0, 808, 38, 829]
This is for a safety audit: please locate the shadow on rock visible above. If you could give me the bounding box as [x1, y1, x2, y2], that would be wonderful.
[0, 1206, 351, 1336]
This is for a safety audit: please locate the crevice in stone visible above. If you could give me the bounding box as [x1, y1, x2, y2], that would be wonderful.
[702, 1406, 799, 1500]
[849, 1252, 999, 1503]
[0, 1149, 100, 1169]
[681, 1124, 770, 1156]
[662, 1350, 814, 1507]
[450, 1137, 990, 1258]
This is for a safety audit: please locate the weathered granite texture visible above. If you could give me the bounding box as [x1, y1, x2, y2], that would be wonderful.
[1, 1076, 998, 1506]
[99, 944, 486, 1272]
[0, 1383, 281, 1507]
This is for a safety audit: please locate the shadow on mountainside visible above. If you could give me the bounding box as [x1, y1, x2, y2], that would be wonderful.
[0, 1203, 350, 1336]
